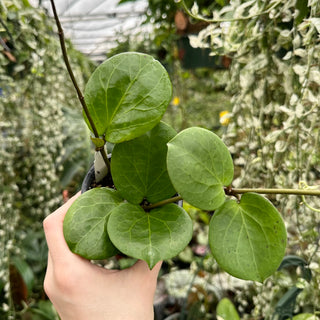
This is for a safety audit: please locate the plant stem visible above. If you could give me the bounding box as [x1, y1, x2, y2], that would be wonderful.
[228, 188, 320, 196]
[144, 187, 320, 210]
[49, 0, 95, 135]
[49, 0, 110, 172]
[142, 195, 183, 210]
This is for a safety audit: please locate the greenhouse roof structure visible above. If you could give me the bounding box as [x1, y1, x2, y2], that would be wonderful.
[31, 0, 149, 62]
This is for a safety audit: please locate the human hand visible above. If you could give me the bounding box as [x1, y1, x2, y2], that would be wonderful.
[43, 192, 162, 320]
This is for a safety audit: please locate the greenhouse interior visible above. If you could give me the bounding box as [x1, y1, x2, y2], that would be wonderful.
[1, 0, 320, 319]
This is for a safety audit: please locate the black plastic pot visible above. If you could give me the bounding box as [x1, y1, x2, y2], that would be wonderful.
[81, 164, 115, 194]
[81, 164, 95, 193]
[81, 152, 113, 193]
[81, 160, 182, 206]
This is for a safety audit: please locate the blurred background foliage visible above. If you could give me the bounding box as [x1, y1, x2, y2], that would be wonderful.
[0, 0, 93, 318]
[1, 0, 320, 319]
[181, 0, 320, 318]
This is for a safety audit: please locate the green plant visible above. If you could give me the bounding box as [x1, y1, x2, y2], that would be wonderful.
[61, 48, 289, 281]
[49, 1, 320, 293]
[49, 29, 288, 285]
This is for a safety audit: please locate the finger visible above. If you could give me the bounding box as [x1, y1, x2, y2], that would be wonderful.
[43, 192, 81, 263]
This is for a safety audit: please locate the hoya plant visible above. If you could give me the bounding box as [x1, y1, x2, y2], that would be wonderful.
[62, 51, 287, 283]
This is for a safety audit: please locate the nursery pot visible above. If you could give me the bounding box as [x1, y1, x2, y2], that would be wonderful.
[81, 161, 183, 207]
[81, 164, 95, 193]
[81, 153, 113, 193]
[81, 163, 114, 193]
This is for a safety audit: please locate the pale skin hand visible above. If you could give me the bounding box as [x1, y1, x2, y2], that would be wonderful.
[43, 192, 162, 320]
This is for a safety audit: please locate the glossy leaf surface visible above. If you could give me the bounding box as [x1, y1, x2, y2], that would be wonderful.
[107, 203, 193, 268]
[209, 193, 287, 282]
[63, 188, 123, 260]
[84, 52, 172, 143]
[167, 127, 234, 210]
[111, 122, 177, 204]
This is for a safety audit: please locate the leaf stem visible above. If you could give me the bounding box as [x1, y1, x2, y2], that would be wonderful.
[226, 187, 320, 196]
[144, 187, 320, 211]
[49, 0, 110, 172]
[142, 195, 183, 210]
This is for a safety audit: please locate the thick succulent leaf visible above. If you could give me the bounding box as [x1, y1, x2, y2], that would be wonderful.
[84, 52, 172, 143]
[111, 122, 177, 204]
[209, 193, 287, 282]
[107, 203, 193, 269]
[63, 188, 123, 260]
[167, 127, 234, 210]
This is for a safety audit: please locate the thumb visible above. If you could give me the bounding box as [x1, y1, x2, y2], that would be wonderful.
[129, 260, 162, 281]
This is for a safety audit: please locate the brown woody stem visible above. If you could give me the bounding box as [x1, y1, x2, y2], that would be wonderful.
[49, 0, 110, 172]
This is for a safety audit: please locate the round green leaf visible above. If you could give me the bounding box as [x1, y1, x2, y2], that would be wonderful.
[216, 298, 240, 320]
[84, 52, 172, 143]
[107, 203, 193, 269]
[167, 127, 234, 210]
[209, 193, 287, 282]
[111, 121, 177, 204]
[63, 188, 123, 260]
